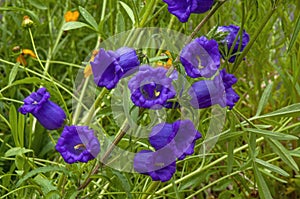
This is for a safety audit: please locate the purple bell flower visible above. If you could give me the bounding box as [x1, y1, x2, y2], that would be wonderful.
[189, 69, 240, 109]
[91, 47, 140, 90]
[134, 149, 176, 182]
[217, 25, 250, 63]
[18, 87, 66, 130]
[163, 0, 214, 23]
[128, 65, 176, 109]
[180, 36, 221, 78]
[149, 120, 201, 160]
[55, 125, 100, 164]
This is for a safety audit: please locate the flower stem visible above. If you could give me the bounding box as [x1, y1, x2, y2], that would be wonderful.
[84, 88, 108, 125]
[140, 181, 160, 199]
[28, 28, 46, 72]
[78, 121, 130, 190]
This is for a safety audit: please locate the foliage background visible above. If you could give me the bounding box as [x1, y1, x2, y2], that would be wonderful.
[0, 0, 300, 198]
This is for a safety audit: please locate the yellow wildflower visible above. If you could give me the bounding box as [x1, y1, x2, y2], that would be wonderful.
[16, 49, 37, 66]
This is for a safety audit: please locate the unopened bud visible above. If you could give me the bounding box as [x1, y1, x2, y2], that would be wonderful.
[22, 16, 34, 28]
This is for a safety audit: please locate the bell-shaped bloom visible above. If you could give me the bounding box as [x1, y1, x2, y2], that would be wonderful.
[18, 87, 66, 130]
[91, 47, 140, 90]
[55, 125, 100, 164]
[134, 149, 176, 182]
[180, 36, 221, 78]
[163, 0, 214, 23]
[128, 65, 176, 109]
[149, 120, 201, 160]
[189, 69, 240, 109]
[217, 25, 250, 63]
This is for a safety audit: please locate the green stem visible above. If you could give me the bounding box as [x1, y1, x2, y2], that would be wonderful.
[139, 0, 158, 28]
[78, 120, 130, 190]
[185, 170, 242, 199]
[84, 88, 108, 125]
[140, 181, 160, 199]
[28, 28, 45, 71]
[155, 137, 265, 194]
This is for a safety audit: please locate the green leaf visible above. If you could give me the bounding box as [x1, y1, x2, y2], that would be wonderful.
[288, 14, 300, 52]
[26, 0, 48, 10]
[78, 6, 98, 31]
[255, 158, 289, 177]
[9, 105, 19, 146]
[33, 175, 58, 198]
[257, 103, 300, 118]
[16, 166, 70, 187]
[62, 22, 92, 31]
[8, 62, 19, 85]
[112, 170, 132, 199]
[5, 147, 33, 157]
[267, 139, 299, 172]
[0, 7, 39, 23]
[253, 164, 273, 199]
[119, 1, 135, 24]
[246, 128, 298, 140]
[259, 168, 288, 183]
[255, 82, 273, 116]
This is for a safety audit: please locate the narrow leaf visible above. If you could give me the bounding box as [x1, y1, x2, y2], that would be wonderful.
[255, 158, 289, 177]
[119, 1, 135, 24]
[5, 147, 33, 157]
[79, 6, 98, 31]
[258, 103, 300, 118]
[246, 128, 298, 140]
[26, 0, 48, 10]
[62, 22, 91, 31]
[288, 14, 300, 52]
[253, 164, 273, 199]
[267, 139, 299, 171]
[16, 166, 70, 187]
[8, 62, 19, 85]
[256, 83, 273, 116]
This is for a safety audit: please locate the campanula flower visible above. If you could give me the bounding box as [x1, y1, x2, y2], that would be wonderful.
[189, 69, 240, 109]
[217, 25, 250, 63]
[163, 0, 214, 23]
[149, 120, 201, 160]
[55, 125, 100, 164]
[18, 87, 66, 130]
[134, 149, 176, 182]
[91, 47, 140, 89]
[180, 36, 221, 78]
[128, 65, 176, 109]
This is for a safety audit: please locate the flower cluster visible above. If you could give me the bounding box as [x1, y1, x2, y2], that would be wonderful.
[134, 120, 201, 182]
[19, 87, 100, 164]
[17, 3, 249, 180]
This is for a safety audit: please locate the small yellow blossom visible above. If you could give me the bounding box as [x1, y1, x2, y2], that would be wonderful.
[16, 49, 37, 66]
[22, 49, 37, 58]
[64, 11, 80, 22]
[156, 51, 173, 69]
